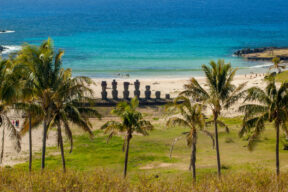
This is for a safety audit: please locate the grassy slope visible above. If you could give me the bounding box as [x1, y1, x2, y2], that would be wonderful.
[15, 116, 288, 182]
[276, 70, 288, 82]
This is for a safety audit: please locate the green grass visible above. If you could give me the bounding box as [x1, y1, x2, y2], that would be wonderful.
[15, 116, 288, 182]
[276, 70, 288, 82]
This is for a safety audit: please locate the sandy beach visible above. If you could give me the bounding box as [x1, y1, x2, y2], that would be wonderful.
[90, 73, 267, 99]
[91, 73, 267, 116]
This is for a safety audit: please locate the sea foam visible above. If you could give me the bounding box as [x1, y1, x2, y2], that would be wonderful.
[0, 30, 15, 34]
[248, 63, 272, 69]
[1, 45, 21, 54]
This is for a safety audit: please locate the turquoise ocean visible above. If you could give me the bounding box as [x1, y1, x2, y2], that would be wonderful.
[1, 0, 288, 78]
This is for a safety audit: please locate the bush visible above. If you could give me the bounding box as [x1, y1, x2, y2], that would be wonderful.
[281, 136, 288, 150]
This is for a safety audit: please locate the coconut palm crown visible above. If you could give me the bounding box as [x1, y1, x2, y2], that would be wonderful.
[270, 57, 286, 73]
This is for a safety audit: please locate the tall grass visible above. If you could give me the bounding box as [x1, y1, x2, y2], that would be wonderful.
[0, 168, 287, 191]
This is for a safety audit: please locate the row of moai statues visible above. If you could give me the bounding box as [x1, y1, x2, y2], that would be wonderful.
[101, 80, 170, 100]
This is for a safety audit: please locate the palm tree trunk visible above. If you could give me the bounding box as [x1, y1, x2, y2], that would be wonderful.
[29, 114, 32, 172]
[124, 134, 131, 178]
[41, 120, 47, 170]
[191, 141, 197, 182]
[214, 114, 221, 178]
[0, 127, 5, 164]
[276, 122, 280, 176]
[57, 122, 66, 172]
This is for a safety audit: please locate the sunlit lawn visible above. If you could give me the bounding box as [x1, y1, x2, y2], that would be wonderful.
[276, 70, 288, 82]
[15, 115, 288, 182]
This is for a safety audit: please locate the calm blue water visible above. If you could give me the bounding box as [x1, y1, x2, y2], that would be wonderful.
[1, 0, 288, 78]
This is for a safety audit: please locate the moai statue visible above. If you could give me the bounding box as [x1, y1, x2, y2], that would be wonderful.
[145, 85, 151, 100]
[155, 91, 161, 100]
[101, 81, 107, 100]
[112, 79, 118, 100]
[123, 82, 130, 100]
[134, 80, 140, 98]
[165, 94, 170, 100]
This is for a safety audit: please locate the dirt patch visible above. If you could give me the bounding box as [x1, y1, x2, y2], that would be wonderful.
[140, 162, 173, 170]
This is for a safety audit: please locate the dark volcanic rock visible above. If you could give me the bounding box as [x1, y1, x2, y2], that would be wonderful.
[0, 45, 5, 52]
[234, 47, 273, 56]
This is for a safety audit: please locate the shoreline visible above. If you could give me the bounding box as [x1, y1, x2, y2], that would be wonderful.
[90, 72, 266, 81]
[86, 67, 270, 81]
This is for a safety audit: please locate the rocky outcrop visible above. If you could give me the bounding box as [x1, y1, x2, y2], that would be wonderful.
[234, 47, 288, 61]
[234, 47, 274, 56]
[0, 45, 6, 53]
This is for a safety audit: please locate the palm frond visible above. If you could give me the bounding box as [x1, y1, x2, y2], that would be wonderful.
[167, 117, 190, 128]
[201, 130, 215, 149]
[3, 114, 21, 152]
[181, 78, 209, 101]
[224, 82, 247, 109]
[206, 120, 230, 133]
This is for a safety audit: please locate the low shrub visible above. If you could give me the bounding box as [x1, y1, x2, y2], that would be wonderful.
[0, 168, 287, 191]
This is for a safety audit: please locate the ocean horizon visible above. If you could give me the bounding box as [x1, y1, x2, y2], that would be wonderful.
[1, 0, 288, 78]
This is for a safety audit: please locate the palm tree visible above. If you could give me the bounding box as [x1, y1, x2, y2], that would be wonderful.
[101, 97, 153, 178]
[15, 38, 100, 171]
[0, 58, 23, 163]
[270, 57, 285, 73]
[14, 38, 64, 170]
[50, 72, 101, 172]
[181, 60, 246, 177]
[239, 77, 288, 176]
[15, 102, 43, 171]
[166, 96, 214, 181]
[13, 66, 43, 171]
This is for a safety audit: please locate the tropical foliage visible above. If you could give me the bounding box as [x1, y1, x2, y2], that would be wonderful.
[14, 39, 100, 171]
[270, 57, 286, 73]
[101, 97, 153, 178]
[50, 73, 101, 171]
[239, 76, 288, 176]
[0, 58, 23, 163]
[181, 60, 247, 177]
[166, 96, 214, 181]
